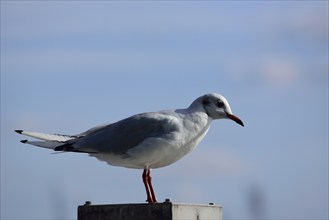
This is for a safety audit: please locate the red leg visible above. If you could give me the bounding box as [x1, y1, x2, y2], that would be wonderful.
[142, 169, 153, 203]
[147, 169, 157, 203]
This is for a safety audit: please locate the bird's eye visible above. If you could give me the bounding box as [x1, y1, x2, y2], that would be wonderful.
[217, 101, 224, 108]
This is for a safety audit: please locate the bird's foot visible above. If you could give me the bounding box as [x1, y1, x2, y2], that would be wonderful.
[146, 198, 157, 204]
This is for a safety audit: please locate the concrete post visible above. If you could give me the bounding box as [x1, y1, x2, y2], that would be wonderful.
[78, 200, 222, 220]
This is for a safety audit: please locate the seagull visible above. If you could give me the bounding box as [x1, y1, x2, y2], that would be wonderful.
[15, 93, 243, 203]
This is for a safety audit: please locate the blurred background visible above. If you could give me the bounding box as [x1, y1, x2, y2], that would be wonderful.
[1, 1, 328, 219]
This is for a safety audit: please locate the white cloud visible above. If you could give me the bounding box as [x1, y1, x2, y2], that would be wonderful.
[225, 55, 301, 88]
[259, 57, 300, 87]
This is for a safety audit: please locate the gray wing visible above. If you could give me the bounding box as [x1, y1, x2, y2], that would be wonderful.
[55, 112, 179, 154]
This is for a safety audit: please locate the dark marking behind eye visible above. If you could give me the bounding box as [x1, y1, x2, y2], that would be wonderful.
[202, 97, 210, 105]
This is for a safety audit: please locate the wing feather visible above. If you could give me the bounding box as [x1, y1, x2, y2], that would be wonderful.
[67, 112, 179, 154]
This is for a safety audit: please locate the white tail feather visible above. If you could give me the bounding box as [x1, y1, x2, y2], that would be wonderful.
[16, 130, 76, 142]
[21, 140, 64, 149]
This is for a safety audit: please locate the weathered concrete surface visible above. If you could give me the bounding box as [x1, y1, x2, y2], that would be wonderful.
[78, 200, 222, 220]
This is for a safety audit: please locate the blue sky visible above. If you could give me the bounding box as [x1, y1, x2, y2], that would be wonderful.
[1, 1, 328, 219]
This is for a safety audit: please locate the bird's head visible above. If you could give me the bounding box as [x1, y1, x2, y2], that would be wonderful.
[199, 93, 244, 127]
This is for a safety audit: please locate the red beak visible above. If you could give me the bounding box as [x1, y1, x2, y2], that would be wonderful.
[227, 113, 244, 127]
